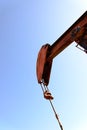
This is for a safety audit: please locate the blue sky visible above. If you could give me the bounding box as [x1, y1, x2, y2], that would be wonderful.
[0, 0, 87, 130]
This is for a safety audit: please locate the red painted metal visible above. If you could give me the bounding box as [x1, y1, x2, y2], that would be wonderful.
[36, 11, 87, 86]
[47, 11, 87, 61]
[36, 44, 53, 86]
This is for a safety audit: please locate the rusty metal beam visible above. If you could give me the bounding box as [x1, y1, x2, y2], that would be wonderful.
[47, 11, 87, 61]
[36, 11, 87, 86]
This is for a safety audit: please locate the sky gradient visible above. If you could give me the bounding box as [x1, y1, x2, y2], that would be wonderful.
[0, 0, 87, 130]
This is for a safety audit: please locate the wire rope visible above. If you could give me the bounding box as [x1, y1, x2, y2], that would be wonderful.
[49, 99, 63, 130]
[40, 82, 63, 130]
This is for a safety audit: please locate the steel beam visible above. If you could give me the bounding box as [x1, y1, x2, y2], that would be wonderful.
[47, 11, 87, 61]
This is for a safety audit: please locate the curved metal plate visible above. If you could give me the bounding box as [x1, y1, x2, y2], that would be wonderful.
[36, 44, 53, 86]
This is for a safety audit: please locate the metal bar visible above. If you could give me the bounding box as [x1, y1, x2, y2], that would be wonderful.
[47, 11, 87, 61]
[49, 100, 63, 130]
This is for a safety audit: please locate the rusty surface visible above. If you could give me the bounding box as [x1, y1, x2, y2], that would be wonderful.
[75, 24, 87, 50]
[36, 11, 87, 86]
[36, 44, 53, 86]
[47, 11, 87, 61]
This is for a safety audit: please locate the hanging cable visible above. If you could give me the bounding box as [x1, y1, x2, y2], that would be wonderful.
[40, 82, 63, 130]
[49, 99, 63, 130]
[40, 83, 44, 93]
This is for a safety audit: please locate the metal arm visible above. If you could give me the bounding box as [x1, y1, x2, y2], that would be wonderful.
[47, 11, 87, 61]
[36, 11, 87, 86]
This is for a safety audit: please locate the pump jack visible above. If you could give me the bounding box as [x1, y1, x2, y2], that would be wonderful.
[36, 11, 87, 130]
[36, 11, 87, 88]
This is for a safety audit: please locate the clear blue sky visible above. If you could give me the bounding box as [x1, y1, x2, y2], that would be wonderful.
[0, 0, 87, 130]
